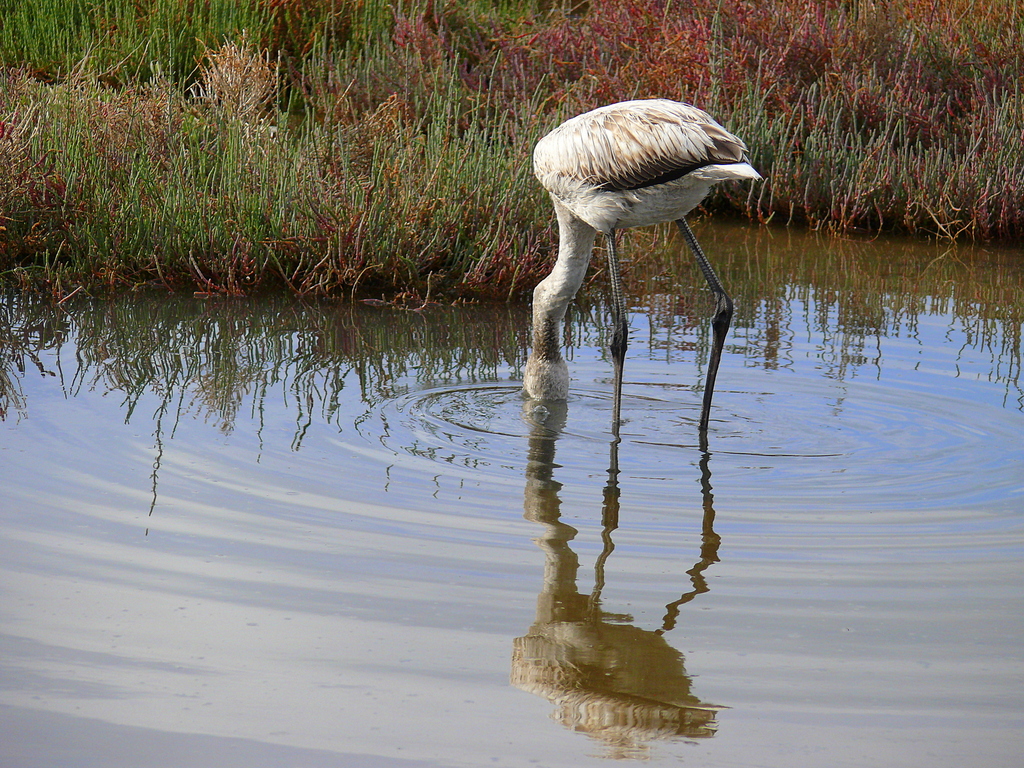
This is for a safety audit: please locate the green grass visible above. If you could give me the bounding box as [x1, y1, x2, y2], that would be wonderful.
[1, 0, 1021, 297]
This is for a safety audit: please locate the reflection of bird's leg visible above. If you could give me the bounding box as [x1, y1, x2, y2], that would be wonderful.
[676, 218, 733, 436]
[589, 413, 622, 615]
[659, 450, 722, 634]
[515, 398, 721, 746]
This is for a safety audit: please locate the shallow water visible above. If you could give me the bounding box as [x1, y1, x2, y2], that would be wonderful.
[2, 223, 1023, 767]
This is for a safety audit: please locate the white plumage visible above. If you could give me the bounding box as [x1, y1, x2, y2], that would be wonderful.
[524, 99, 761, 437]
[533, 99, 759, 232]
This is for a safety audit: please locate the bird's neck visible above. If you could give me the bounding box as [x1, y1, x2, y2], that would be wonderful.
[530, 203, 597, 358]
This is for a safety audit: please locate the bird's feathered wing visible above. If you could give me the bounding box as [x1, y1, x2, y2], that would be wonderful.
[534, 99, 752, 192]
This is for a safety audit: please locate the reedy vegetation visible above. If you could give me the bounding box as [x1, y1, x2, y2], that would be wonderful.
[0, 0, 1021, 297]
[4, 228, 1021, 430]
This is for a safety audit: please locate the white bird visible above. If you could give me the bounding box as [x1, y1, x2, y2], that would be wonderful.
[524, 98, 761, 436]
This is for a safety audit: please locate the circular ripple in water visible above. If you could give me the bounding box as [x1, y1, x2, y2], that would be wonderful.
[348, 366, 1023, 523]
[354, 384, 625, 482]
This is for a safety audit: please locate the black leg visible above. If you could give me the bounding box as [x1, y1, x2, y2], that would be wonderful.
[604, 230, 628, 437]
[676, 218, 733, 436]
[604, 230, 628, 366]
[609, 344, 624, 440]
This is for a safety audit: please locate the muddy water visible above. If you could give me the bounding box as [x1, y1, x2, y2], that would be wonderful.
[1, 223, 1022, 767]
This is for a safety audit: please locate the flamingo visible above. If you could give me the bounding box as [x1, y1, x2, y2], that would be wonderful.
[524, 99, 761, 436]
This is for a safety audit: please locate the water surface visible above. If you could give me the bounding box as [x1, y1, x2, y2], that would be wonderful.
[2, 223, 1023, 767]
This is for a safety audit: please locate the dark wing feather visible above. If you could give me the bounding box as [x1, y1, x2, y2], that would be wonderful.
[599, 122, 747, 191]
[536, 101, 748, 192]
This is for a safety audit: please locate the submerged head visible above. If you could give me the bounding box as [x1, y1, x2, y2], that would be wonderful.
[523, 353, 570, 401]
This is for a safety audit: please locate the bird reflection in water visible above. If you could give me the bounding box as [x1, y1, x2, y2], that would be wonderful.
[511, 369, 723, 757]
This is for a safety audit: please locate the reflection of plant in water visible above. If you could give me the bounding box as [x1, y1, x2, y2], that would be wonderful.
[626, 222, 1023, 399]
[1, 293, 531, 435]
[0, 293, 70, 420]
[1, 225, 1022, 432]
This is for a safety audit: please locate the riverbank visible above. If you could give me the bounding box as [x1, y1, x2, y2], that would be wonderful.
[1, 0, 1021, 298]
